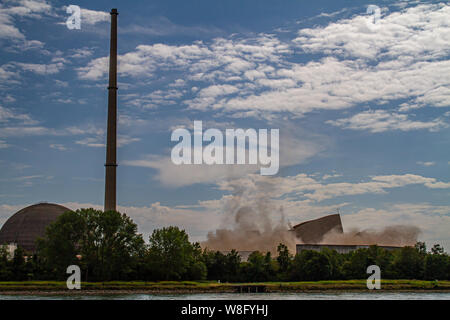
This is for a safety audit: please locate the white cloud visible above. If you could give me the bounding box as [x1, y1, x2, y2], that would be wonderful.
[327, 110, 447, 133]
[14, 62, 64, 75]
[322, 173, 343, 180]
[79, 8, 109, 25]
[0, 139, 9, 148]
[0, 126, 53, 137]
[123, 155, 260, 187]
[295, 3, 450, 60]
[0, 105, 36, 125]
[0, 0, 52, 43]
[49, 143, 66, 151]
[198, 84, 239, 98]
[75, 134, 140, 148]
[217, 173, 450, 202]
[123, 129, 322, 187]
[0, 11, 24, 39]
[0, 110, 140, 150]
[76, 3, 450, 122]
[69, 47, 94, 59]
[0, 65, 18, 82]
[417, 161, 435, 167]
[76, 56, 108, 80]
[77, 35, 289, 84]
[3, 0, 52, 17]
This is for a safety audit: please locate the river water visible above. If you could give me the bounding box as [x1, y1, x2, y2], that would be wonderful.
[0, 292, 449, 300]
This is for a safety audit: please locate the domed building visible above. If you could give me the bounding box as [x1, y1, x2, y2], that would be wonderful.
[291, 213, 344, 243]
[0, 203, 71, 253]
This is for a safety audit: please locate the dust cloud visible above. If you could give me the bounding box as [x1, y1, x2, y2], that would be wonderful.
[202, 176, 420, 254]
[202, 205, 296, 254]
[320, 225, 420, 247]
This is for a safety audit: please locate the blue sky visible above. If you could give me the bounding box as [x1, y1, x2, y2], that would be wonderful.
[0, 0, 449, 249]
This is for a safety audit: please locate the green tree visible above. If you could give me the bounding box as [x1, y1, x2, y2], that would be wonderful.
[392, 246, 424, 279]
[276, 243, 292, 277]
[0, 246, 12, 280]
[367, 245, 395, 279]
[37, 208, 145, 281]
[245, 251, 268, 282]
[341, 249, 369, 279]
[320, 247, 345, 280]
[431, 244, 444, 255]
[424, 244, 448, 280]
[203, 250, 227, 281]
[290, 250, 332, 281]
[11, 247, 28, 280]
[147, 226, 206, 280]
[36, 209, 85, 278]
[185, 242, 207, 280]
[203, 249, 242, 282]
[415, 242, 427, 255]
[225, 250, 242, 282]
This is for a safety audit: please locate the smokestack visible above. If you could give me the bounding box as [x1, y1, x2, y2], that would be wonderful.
[104, 8, 118, 212]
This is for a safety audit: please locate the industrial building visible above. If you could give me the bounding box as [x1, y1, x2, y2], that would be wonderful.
[292, 214, 404, 254]
[0, 203, 71, 253]
[291, 214, 343, 243]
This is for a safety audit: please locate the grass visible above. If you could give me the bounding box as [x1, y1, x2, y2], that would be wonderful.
[0, 280, 449, 293]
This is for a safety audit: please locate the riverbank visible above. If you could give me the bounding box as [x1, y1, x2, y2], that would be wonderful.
[1, 280, 449, 295]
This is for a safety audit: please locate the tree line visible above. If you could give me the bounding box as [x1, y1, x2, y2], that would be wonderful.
[0, 209, 449, 282]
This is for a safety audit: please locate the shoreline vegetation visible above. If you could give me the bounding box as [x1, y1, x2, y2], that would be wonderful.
[3, 210, 449, 287]
[1, 280, 450, 295]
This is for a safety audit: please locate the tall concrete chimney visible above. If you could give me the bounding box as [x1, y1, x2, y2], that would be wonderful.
[104, 8, 118, 212]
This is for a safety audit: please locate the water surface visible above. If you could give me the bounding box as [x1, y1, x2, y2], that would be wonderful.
[1, 292, 449, 300]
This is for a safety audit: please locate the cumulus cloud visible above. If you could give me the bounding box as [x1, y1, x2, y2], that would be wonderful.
[0, 105, 36, 125]
[0, 59, 65, 86]
[0, 10, 24, 39]
[0, 0, 52, 46]
[77, 35, 289, 84]
[13, 62, 64, 75]
[79, 8, 109, 25]
[76, 3, 450, 126]
[295, 3, 450, 60]
[326, 110, 447, 133]
[217, 173, 450, 202]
